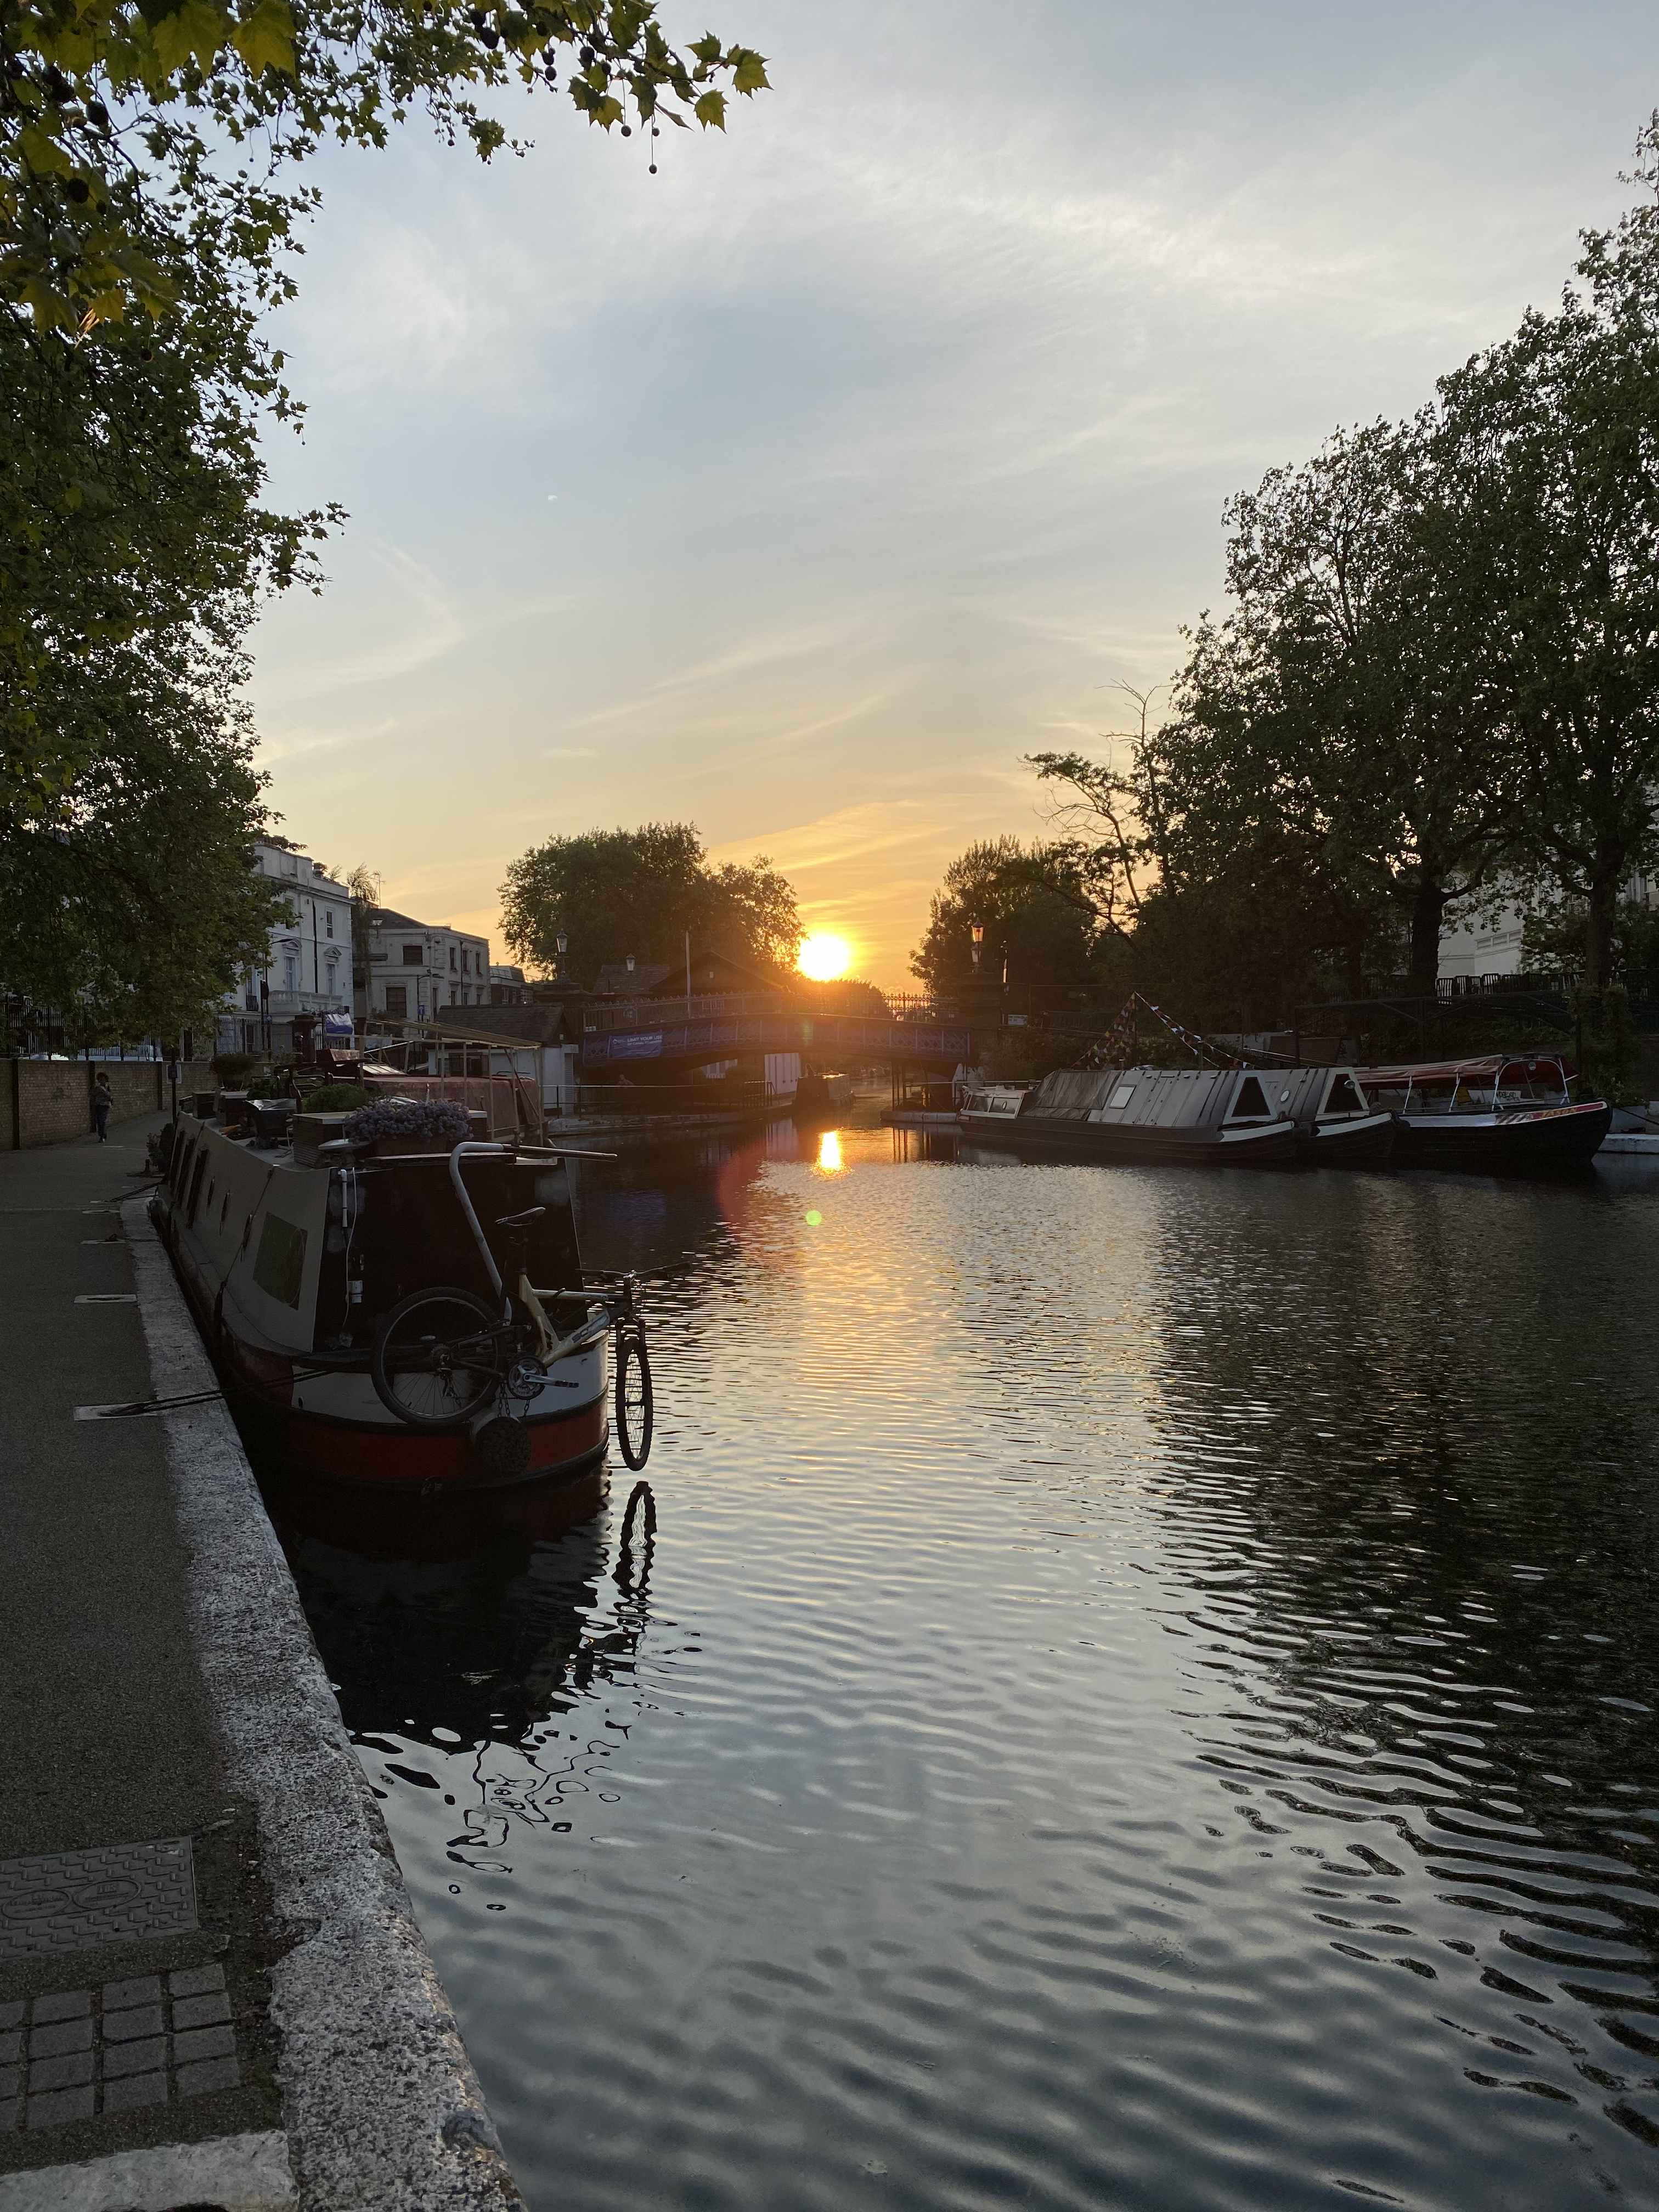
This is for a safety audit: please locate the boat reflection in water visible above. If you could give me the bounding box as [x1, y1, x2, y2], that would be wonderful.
[265, 1460, 657, 1857]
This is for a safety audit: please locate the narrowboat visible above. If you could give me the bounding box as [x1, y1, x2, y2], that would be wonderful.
[152, 1109, 621, 1491]
[1274, 1065, 1397, 1165]
[958, 1065, 1300, 1165]
[1354, 1054, 1610, 1170]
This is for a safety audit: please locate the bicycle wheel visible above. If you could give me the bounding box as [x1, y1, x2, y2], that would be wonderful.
[614, 1326, 653, 1470]
[372, 1286, 506, 1431]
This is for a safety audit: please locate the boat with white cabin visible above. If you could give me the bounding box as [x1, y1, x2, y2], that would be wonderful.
[1353, 1054, 1610, 1170]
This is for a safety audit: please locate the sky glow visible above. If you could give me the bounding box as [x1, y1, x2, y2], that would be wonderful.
[248, 0, 1654, 985]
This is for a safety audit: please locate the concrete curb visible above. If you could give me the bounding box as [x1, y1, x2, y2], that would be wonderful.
[122, 1196, 527, 2212]
[0, 2128, 292, 2211]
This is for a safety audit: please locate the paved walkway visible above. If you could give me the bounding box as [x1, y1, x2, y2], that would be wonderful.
[0, 1116, 287, 2190]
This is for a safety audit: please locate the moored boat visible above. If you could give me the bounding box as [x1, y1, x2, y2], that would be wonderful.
[959, 1064, 1299, 1166]
[153, 1105, 640, 1491]
[1354, 1054, 1610, 1171]
[1274, 1065, 1398, 1165]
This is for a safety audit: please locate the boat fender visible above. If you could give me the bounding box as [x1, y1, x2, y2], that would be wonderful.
[473, 1415, 532, 1484]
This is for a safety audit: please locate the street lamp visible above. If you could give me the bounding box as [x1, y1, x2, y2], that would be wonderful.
[970, 921, 984, 973]
[555, 929, 568, 982]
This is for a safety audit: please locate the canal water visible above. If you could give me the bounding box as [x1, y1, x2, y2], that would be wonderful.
[271, 1125, 1659, 2211]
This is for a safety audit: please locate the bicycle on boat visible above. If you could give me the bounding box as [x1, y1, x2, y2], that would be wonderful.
[368, 1141, 653, 1470]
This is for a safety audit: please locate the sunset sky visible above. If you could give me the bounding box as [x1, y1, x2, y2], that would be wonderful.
[248, 0, 1653, 988]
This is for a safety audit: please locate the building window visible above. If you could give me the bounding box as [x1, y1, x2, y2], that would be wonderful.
[449, 946, 458, 971]
[284, 956, 298, 991]
[402, 944, 423, 966]
[384, 985, 408, 1017]
[326, 910, 334, 938]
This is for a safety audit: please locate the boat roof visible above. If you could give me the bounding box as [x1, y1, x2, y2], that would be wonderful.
[1356, 1053, 1571, 1084]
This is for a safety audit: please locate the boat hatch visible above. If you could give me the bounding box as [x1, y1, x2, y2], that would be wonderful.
[1321, 1072, 1366, 1120]
[1108, 1082, 1136, 1109]
[1227, 1075, 1274, 1124]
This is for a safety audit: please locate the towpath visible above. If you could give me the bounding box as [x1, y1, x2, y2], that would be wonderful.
[0, 1117, 523, 2210]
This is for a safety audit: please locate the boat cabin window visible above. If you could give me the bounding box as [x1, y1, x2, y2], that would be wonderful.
[1323, 1073, 1365, 1118]
[185, 1150, 209, 1226]
[1496, 1061, 1567, 1108]
[1228, 1076, 1272, 1123]
[1109, 1084, 1136, 1110]
[1407, 1079, 1457, 1116]
[219, 1191, 231, 1230]
[171, 1136, 195, 1193]
[252, 1215, 308, 1308]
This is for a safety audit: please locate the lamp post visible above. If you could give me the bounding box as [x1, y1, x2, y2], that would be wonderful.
[555, 929, 568, 982]
[970, 921, 984, 973]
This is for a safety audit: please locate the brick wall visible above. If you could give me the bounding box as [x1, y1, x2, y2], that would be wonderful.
[4, 1060, 217, 1149]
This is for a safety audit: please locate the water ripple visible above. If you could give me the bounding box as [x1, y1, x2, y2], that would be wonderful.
[274, 1131, 1659, 2210]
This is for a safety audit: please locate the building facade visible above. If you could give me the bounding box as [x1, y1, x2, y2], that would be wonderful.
[1438, 867, 1659, 986]
[354, 905, 491, 1039]
[217, 843, 354, 1059]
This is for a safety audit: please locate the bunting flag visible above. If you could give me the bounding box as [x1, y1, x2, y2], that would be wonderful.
[1081, 992, 1238, 1071]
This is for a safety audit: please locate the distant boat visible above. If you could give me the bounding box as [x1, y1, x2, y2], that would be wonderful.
[1355, 1054, 1610, 1170]
[959, 1065, 1301, 1165]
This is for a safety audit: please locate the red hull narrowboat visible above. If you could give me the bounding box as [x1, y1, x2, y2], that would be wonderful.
[153, 1111, 618, 1492]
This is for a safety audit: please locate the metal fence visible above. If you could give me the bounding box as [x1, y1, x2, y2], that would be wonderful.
[571, 1081, 770, 1118]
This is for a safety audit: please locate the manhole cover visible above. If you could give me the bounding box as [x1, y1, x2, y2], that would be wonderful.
[0, 1838, 196, 1959]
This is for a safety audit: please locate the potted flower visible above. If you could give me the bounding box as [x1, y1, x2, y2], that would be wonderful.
[342, 1097, 472, 1156]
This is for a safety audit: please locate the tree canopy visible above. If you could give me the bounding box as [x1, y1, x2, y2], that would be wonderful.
[1013, 115, 1659, 1030]
[0, 634, 285, 1042]
[2, 0, 767, 1037]
[2, 0, 769, 331]
[910, 835, 1107, 1002]
[500, 821, 800, 986]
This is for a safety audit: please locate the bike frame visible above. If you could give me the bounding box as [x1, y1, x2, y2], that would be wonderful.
[449, 1141, 624, 1370]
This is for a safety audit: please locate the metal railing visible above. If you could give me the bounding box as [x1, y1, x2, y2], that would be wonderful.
[572, 1080, 770, 1118]
[265, 990, 352, 1017]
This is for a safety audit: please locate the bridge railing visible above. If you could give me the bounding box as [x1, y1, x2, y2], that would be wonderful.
[583, 988, 958, 1034]
[571, 1080, 770, 1118]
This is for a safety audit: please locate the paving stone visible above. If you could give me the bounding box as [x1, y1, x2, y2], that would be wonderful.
[0, 2033, 19, 2067]
[101, 2035, 167, 2079]
[176, 2054, 239, 2097]
[101, 1975, 161, 2008]
[101, 2069, 170, 2113]
[103, 2002, 163, 2041]
[167, 1963, 225, 1999]
[0, 2099, 16, 2132]
[26, 2084, 94, 2128]
[0, 2002, 22, 2032]
[30, 1990, 90, 2024]
[29, 2050, 93, 2092]
[171, 1991, 230, 2031]
[172, 2024, 235, 2064]
[28, 2017, 92, 2057]
[0, 2067, 16, 2100]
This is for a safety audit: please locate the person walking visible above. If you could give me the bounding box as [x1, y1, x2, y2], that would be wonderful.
[92, 1071, 114, 1144]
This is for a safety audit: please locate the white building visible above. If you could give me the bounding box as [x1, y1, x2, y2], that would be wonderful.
[355, 904, 491, 1037]
[217, 842, 354, 1058]
[1438, 867, 1659, 986]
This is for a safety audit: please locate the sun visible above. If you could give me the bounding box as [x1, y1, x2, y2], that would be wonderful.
[798, 932, 852, 983]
